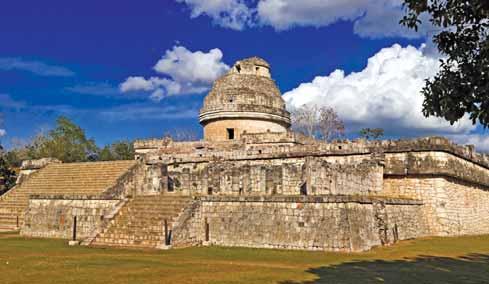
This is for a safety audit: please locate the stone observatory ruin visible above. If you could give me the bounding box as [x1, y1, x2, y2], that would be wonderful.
[1, 57, 489, 252]
[199, 57, 291, 141]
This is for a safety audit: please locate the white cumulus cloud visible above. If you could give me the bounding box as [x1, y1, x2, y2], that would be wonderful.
[176, 0, 254, 30]
[120, 76, 158, 92]
[257, 0, 368, 30]
[0, 129, 5, 137]
[176, 0, 432, 38]
[283, 44, 476, 137]
[120, 46, 229, 101]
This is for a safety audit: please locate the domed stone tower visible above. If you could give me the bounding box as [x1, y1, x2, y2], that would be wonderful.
[199, 57, 291, 141]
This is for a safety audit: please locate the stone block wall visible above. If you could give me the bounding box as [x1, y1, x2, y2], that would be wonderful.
[305, 158, 383, 195]
[384, 152, 489, 186]
[203, 119, 288, 142]
[384, 176, 489, 236]
[382, 151, 489, 237]
[100, 162, 167, 197]
[385, 203, 427, 241]
[136, 164, 168, 196]
[21, 197, 119, 239]
[171, 196, 425, 252]
[164, 157, 382, 197]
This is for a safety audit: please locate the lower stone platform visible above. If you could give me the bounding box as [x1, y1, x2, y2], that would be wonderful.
[170, 195, 425, 252]
[20, 194, 424, 252]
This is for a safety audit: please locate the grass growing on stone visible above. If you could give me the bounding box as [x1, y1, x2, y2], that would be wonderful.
[1, 234, 489, 284]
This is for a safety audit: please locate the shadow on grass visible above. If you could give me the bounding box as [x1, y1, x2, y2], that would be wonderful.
[280, 254, 489, 284]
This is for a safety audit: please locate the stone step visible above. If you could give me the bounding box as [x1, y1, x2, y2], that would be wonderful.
[104, 224, 173, 232]
[121, 207, 188, 215]
[91, 195, 192, 249]
[115, 212, 177, 218]
[111, 216, 180, 223]
[91, 240, 161, 248]
[0, 160, 137, 231]
[0, 225, 19, 232]
[100, 233, 167, 240]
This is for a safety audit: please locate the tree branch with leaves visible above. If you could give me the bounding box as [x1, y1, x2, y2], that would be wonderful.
[401, 0, 489, 127]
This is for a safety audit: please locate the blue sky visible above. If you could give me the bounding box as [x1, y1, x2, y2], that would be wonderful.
[0, 0, 487, 151]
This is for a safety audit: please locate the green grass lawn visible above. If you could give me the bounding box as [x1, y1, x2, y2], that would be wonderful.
[1, 233, 489, 284]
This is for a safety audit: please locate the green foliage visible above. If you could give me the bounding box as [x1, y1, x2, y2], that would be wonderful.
[359, 128, 384, 140]
[0, 116, 135, 193]
[0, 146, 16, 193]
[4, 150, 24, 168]
[4, 116, 135, 164]
[98, 141, 135, 161]
[401, 0, 489, 127]
[26, 116, 98, 163]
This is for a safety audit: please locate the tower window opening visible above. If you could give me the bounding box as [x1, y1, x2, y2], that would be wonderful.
[227, 128, 235, 140]
[168, 177, 174, 192]
[236, 64, 241, 73]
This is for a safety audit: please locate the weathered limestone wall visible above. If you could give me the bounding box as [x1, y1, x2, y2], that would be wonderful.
[382, 150, 489, 237]
[203, 119, 288, 141]
[171, 196, 425, 252]
[384, 176, 489, 236]
[135, 163, 168, 196]
[305, 158, 383, 195]
[19, 162, 164, 239]
[21, 197, 119, 239]
[384, 152, 489, 187]
[164, 157, 382, 196]
[99, 162, 167, 197]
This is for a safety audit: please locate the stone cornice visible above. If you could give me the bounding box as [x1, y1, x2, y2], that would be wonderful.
[198, 195, 422, 205]
[199, 109, 291, 127]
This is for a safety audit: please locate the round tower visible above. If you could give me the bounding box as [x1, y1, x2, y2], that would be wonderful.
[199, 57, 291, 141]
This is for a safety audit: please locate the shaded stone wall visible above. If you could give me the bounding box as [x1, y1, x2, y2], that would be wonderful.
[21, 198, 119, 239]
[171, 196, 425, 252]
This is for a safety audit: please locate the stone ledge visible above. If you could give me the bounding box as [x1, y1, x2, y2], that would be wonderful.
[20, 158, 61, 170]
[197, 195, 423, 205]
[29, 194, 119, 200]
[384, 152, 489, 187]
[141, 137, 489, 171]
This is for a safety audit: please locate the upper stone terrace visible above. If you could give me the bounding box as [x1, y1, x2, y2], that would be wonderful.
[135, 134, 489, 170]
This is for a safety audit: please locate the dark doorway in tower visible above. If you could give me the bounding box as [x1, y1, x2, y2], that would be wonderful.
[167, 177, 174, 192]
[227, 128, 235, 140]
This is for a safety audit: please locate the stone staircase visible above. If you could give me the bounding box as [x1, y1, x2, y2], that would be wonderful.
[90, 195, 193, 249]
[0, 160, 137, 232]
